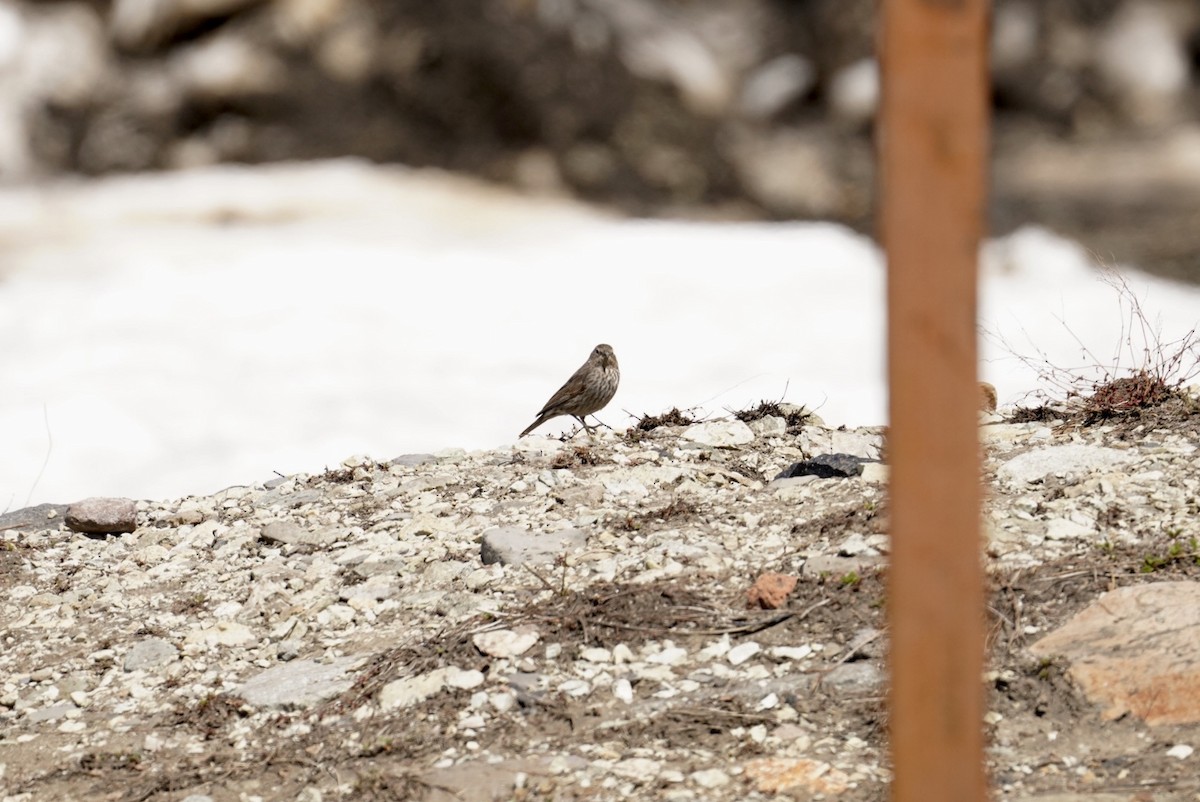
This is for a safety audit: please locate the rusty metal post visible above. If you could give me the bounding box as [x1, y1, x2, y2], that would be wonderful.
[880, 1, 990, 801]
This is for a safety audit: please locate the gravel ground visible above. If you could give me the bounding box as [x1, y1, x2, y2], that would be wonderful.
[3, 398, 1200, 801]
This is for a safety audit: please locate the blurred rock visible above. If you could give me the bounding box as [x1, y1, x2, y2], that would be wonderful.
[1096, 0, 1192, 127]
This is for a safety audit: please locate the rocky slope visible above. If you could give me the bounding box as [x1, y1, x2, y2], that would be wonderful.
[2, 401, 1200, 801]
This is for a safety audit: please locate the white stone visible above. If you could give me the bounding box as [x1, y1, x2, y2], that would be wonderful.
[739, 55, 814, 119]
[183, 622, 255, 648]
[828, 58, 879, 124]
[613, 678, 634, 705]
[681, 420, 755, 447]
[446, 668, 485, 690]
[472, 627, 540, 658]
[770, 645, 814, 661]
[690, 768, 731, 789]
[379, 668, 451, 710]
[1045, 519, 1093, 541]
[998, 444, 1133, 485]
[727, 641, 761, 666]
[1167, 744, 1194, 760]
[612, 757, 662, 782]
[580, 647, 612, 663]
[646, 646, 689, 666]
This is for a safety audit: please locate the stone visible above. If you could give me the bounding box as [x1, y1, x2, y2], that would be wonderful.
[0, 503, 69, 532]
[65, 497, 137, 534]
[822, 661, 885, 694]
[260, 520, 341, 546]
[379, 668, 452, 710]
[747, 572, 797, 610]
[738, 54, 814, 120]
[473, 627, 540, 658]
[775, 454, 870, 480]
[691, 768, 731, 788]
[391, 453, 437, 467]
[744, 757, 851, 795]
[681, 420, 755, 447]
[828, 58, 879, 124]
[417, 759, 544, 802]
[480, 527, 587, 566]
[236, 656, 363, 709]
[611, 757, 661, 782]
[727, 641, 761, 666]
[184, 621, 256, 648]
[1030, 581, 1200, 725]
[123, 638, 178, 672]
[25, 703, 76, 723]
[997, 444, 1133, 485]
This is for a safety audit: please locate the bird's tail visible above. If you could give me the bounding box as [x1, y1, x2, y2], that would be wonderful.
[520, 414, 549, 438]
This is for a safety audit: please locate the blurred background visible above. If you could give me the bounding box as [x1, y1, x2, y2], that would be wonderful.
[2, 0, 1199, 504]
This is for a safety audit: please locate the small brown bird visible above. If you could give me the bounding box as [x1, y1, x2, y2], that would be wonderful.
[521, 344, 620, 437]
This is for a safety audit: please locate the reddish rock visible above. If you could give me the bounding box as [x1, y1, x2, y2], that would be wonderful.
[744, 757, 850, 795]
[65, 497, 137, 534]
[1030, 581, 1200, 725]
[747, 572, 798, 610]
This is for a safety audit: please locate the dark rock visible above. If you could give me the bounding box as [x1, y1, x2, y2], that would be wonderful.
[64, 497, 137, 534]
[775, 454, 871, 480]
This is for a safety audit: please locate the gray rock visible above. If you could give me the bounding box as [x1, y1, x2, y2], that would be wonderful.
[392, 453, 437, 467]
[0, 503, 69, 532]
[259, 520, 341, 546]
[480, 527, 587, 566]
[25, 703, 76, 723]
[65, 497, 137, 534]
[235, 656, 364, 710]
[998, 444, 1133, 484]
[822, 661, 885, 694]
[123, 638, 179, 672]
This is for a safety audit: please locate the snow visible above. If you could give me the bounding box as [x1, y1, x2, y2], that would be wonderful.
[1, 160, 1197, 505]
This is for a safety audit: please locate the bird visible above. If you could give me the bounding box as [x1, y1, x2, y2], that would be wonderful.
[520, 344, 620, 437]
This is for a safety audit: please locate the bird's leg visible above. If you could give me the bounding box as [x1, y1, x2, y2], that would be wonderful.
[573, 415, 596, 435]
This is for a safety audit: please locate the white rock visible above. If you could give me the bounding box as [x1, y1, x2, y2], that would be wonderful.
[998, 444, 1134, 484]
[770, 645, 814, 661]
[183, 622, 255, 648]
[1097, 1, 1189, 124]
[691, 768, 731, 788]
[446, 668, 485, 690]
[580, 647, 612, 663]
[1045, 519, 1093, 541]
[727, 641, 761, 666]
[682, 420, 755, 447]
[1167, 744, 1194, 760]
[379, 668, 451, 710]
[613, 678, 634, 705]
[611, 757, 662, 782]
[646, 646, 689, 666]
[473, 627, 540, 658]
[828, 58, 879, 124]
[739, 55, 814, 120]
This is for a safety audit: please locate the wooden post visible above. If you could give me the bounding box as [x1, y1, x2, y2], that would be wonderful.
[880, 1, 989, 801]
